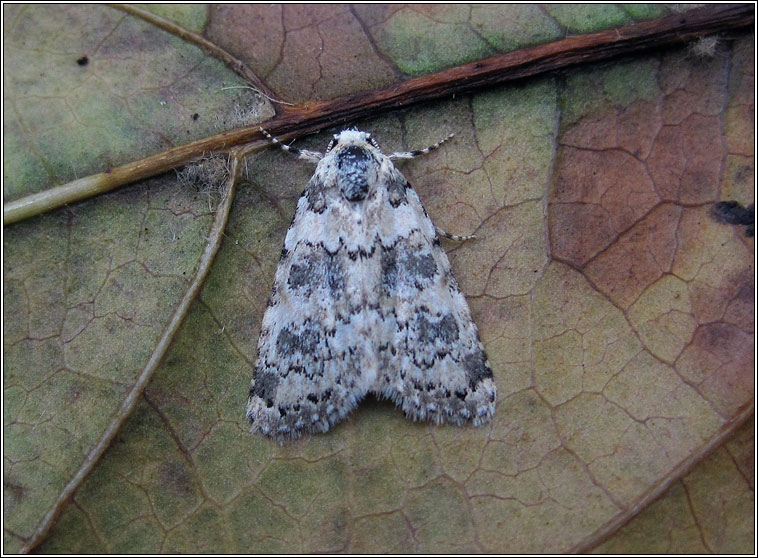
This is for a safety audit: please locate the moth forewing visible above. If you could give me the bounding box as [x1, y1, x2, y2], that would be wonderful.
[247, 129, 496, 440]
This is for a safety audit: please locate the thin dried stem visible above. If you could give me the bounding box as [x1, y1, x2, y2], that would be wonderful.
[4, 4, 752, 225]
[110, 3, 284, 103]
[19, 145, 250, 554]
[573, 404, 755, 553]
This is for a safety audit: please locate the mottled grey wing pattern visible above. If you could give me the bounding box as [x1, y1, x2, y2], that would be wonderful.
[247, 130, 496, 440]
[246, 175, 377, 439]
[367, 174, 496, 425]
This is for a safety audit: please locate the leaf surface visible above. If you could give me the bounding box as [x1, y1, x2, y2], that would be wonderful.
[3, 4, 753, 554]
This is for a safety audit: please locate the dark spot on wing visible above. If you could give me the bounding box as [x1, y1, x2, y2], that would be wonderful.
[276, 321, 321, 357]
[387, 176, 408, 207]
[463, 351, 493, 389]
[406, 253, 437, 279]
[417, 313, 460, 345]
[288, 252, 345, 297]
[304, 177, 327, 213]
[249, 368, 280, 401]
[381, 243, 438, 292]
[381, 246, 399, 290]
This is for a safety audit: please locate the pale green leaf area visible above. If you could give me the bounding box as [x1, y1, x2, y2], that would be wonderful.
[371, 7, 497, 76]
[560, 59, 662, 128]
[3, 178, 216, 552]
[3, 4, 270, 201]
[141, 4, 209, 33]
[353, 4, 669, 78]
[3, 4, 753, 555]
[470, 4, 563, 52]
[621, 4, 671, 19]
[546, 3, 632, 33]
[3, 3, 271, 553]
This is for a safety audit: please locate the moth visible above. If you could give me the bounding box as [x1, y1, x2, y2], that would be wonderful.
[247, 127, 496, 440]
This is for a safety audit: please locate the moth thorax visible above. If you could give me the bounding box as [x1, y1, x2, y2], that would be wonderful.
[336, 145, 378, 201]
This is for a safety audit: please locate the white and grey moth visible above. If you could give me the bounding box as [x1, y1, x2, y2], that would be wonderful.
[247, 127, 497, 440]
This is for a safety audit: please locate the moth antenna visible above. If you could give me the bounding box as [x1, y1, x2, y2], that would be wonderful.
[259, 127, 323, 163]
[389, 133, 455, 160]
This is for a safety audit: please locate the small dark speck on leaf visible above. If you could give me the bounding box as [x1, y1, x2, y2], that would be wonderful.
[192, 113, 199, 120]
[710, 201, 754, 237]
[76, 56, 89, 66]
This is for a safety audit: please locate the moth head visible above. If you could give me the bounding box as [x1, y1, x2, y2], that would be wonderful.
[327, 130, 381, 153]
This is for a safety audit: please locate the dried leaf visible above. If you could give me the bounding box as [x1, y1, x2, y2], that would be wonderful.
[3, 5, 753, 554]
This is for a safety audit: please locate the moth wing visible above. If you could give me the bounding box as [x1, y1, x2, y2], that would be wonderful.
[370, 173, 496, 425]
[246, 177, 375, 440]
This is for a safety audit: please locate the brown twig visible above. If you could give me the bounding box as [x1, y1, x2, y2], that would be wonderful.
[4, 4, 752, 225]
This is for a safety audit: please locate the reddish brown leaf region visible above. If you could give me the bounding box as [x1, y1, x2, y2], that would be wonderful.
[551, 146, 659, 266]
[723, 275, 755, 332]
[585, 203, 681, 309]
[205, 5, 284, 78]
[550, 41, 753, 272]
[206, 4, 397, 103]
[550, 42, 753, 437]
[659, 48, 728, 126]
[725, 38, 754, 157]
[647, 114, 724, 203]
